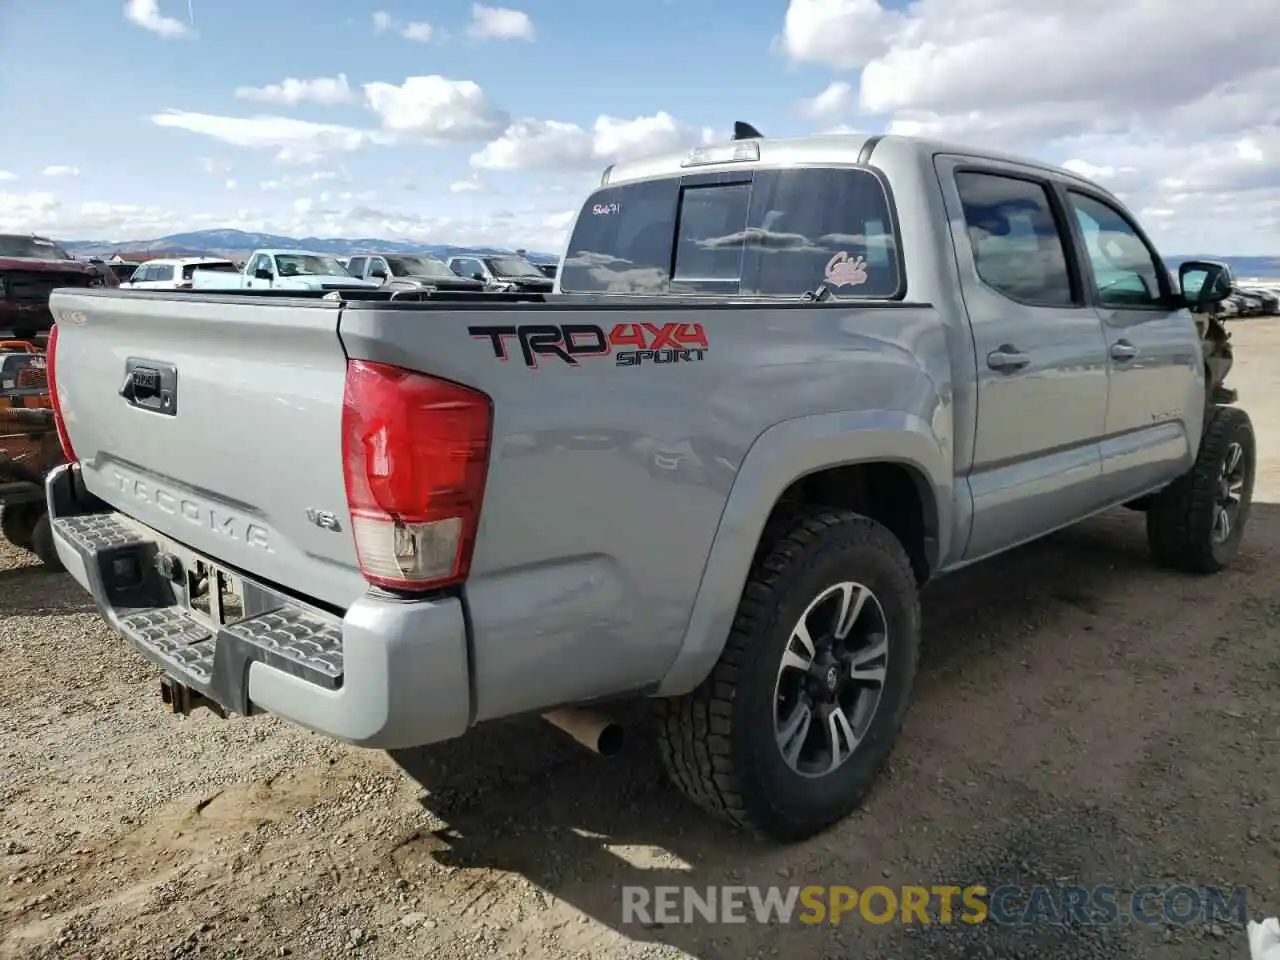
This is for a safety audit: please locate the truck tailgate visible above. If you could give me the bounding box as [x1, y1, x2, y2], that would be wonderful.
[49, 291, 365, 606]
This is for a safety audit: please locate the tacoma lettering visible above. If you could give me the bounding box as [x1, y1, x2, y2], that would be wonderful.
[112, 470, 273, 552]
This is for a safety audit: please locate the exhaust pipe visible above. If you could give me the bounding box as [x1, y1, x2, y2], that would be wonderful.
[542, 707, 625, 757]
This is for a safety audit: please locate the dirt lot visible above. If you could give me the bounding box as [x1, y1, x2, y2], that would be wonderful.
[3, 325, 1279, 960]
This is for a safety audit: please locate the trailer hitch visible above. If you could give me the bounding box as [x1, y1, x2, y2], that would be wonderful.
[159, 676, 225, 719]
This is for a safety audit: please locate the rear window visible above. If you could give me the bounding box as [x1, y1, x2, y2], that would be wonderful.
[183, 261, 237, 279]
[559, 167, 901, 298]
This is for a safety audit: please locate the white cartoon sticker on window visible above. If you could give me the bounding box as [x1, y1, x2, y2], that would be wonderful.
[824, 252, 868, 287]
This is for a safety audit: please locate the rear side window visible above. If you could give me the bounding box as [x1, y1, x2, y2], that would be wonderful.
[560, 168, 901, 298]
[954, 172, 1074, 307]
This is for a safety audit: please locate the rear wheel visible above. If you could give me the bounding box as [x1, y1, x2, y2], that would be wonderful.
[1146, 405, 1255, 574]
[657, 510, 920, 842]
[30, 512, 63, 572]
[1, 504, 39, 550]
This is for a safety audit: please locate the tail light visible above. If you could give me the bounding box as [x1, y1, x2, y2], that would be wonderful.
[47, 323, 78, 463]
[341, 360, 492, 591]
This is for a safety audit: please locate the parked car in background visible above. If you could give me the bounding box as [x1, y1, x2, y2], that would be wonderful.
[1233, 286, 1280, 316]
[346, 253, 486, 292]
[0, 234, 115, 340]
[119, 257, 240, 290]
[446, 253, 554, 292]
[189, 249, 382, 291]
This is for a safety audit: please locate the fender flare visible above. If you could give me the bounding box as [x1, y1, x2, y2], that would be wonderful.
[654, 410, 951, 697]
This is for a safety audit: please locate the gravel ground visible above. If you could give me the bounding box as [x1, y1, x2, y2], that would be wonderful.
[3, 324, 1280, 960]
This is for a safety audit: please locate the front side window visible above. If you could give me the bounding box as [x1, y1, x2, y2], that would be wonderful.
[152, 265, 174, 281]
[1068, 192, 1165, 307]
[955, 172, 1075, 307]
[560, 167, 901, 298]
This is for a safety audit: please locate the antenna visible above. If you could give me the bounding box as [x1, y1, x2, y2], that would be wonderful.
[732, 121, 764, 141]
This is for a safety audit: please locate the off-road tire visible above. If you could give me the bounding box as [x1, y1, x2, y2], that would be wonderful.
[30, 512, 64, 572]
[656, 509, 921, 842]
[1, 504, 39, 550]
[1146, 405, 1255, 574]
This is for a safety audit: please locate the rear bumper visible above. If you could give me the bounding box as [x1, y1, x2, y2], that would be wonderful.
[45, 462, 472, 749]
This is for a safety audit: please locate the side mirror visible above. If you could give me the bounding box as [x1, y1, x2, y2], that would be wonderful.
[254, 267, 273, 281]
[370, 268, 387, 280]
[472, 272, 486, 282]
[1179, 259, 1234, 310]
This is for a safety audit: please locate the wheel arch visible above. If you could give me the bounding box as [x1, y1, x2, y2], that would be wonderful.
[654, 410, 950, 697]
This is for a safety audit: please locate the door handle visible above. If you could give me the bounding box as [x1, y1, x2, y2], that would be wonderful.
[987, 346, 1031, 372]
[1110, 340, 1138, 361]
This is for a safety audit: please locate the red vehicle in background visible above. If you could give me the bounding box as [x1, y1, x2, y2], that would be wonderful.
[0, 233, 116, 342]
[0, 336, 63, 569]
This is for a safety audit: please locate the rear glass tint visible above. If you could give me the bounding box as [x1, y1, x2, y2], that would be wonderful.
[560, 167, 900, 298]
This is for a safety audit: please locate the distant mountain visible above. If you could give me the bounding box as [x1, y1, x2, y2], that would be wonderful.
[62, 228, 560, 264]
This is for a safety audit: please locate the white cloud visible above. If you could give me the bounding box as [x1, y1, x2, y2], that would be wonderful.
[471, 111, 712, 171]
[779, 0, 900, 69]
[363, 76, 508, 141]
[450, 174, 489, 194]
[260, 170, 342, 191]
[196, 157, 233, 175]
[467, 4, 535, 41]
[401, 22, 434, 42]
[798, 81, 855, 121]
[224, 179, 238, 191]
[1061, 159, 1135, 182]
[372, 10, 438, 42]
[42, 165, 80, 178]
[0, 171, 17, 182]
[123, 0, 193, 38]
[235, 75, 356, 106]
[152, 110, 376, 165]
[779, 0, 1280, 253]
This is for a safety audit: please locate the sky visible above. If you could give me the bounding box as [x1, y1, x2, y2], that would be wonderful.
[0, 0, 1277, 253]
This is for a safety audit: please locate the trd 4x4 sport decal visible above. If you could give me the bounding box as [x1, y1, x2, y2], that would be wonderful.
[468, 322, 708, 369]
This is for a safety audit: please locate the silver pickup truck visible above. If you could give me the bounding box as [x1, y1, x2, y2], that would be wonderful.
[43, 132, 1251, 842]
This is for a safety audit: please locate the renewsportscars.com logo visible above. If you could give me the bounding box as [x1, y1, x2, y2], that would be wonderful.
[468, 322, 709, 368]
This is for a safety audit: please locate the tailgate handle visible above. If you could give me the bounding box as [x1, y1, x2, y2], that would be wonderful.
[120, 358, 178, 416]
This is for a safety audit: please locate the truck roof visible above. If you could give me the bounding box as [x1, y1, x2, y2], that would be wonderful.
[601, 131, 1114, 201]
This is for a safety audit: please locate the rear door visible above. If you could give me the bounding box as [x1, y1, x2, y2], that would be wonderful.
[1060, 189, 1203, 498]
[934, 158, 1112, 560]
